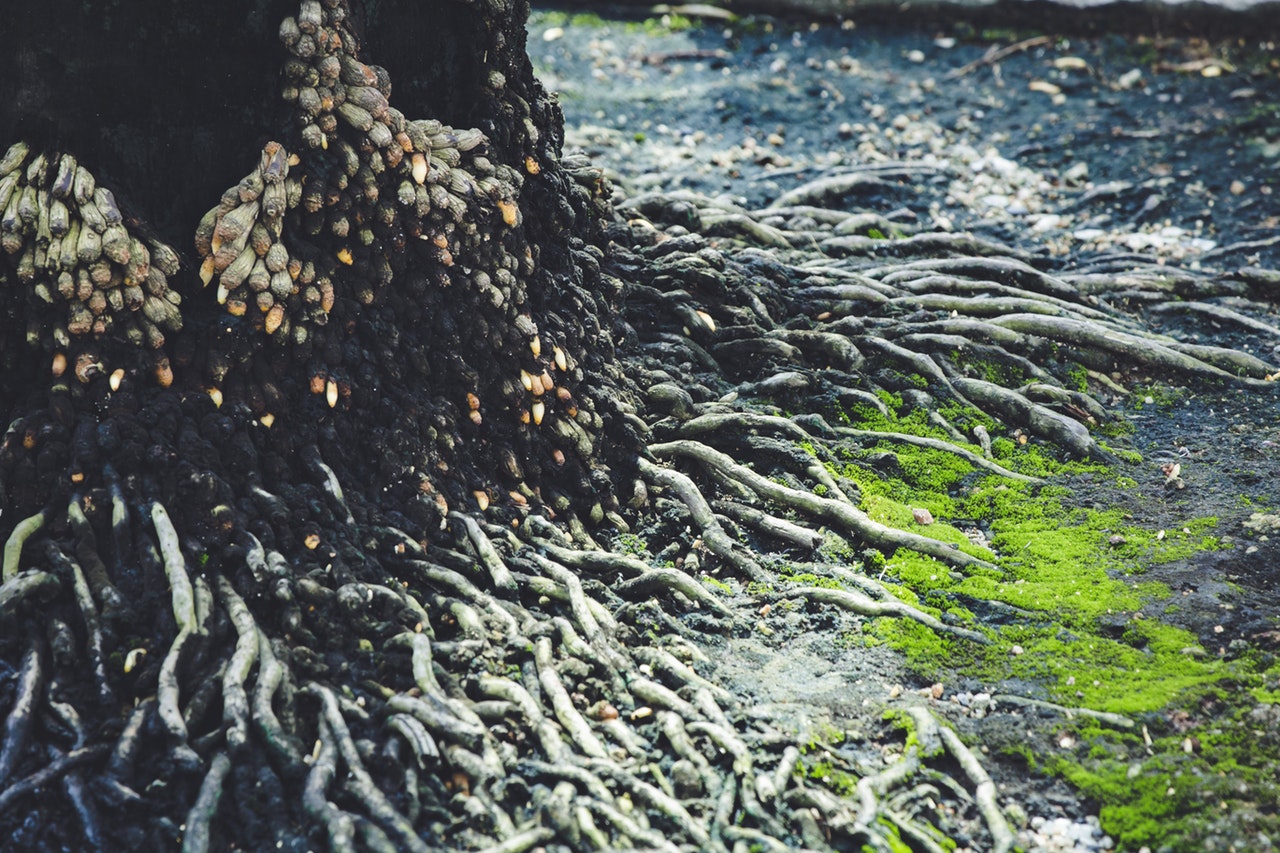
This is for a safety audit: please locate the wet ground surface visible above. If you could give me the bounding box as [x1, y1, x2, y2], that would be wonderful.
[533, 6, 1280, 266]
[531, 6, 1280, 849]
[1124, 387, 1280, 645]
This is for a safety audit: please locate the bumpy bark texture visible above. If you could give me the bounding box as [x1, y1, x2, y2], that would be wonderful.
[1, 2, 642, 849]
[1, 0, 637, 523]
[3, 3, 1273, 852]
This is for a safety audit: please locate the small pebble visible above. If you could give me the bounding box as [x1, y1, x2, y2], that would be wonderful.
[1117, 68, 1144, 89]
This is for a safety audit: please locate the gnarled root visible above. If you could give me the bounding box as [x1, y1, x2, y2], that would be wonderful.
[0, 429, 1022, 852]
[4, 13, 1275, 853]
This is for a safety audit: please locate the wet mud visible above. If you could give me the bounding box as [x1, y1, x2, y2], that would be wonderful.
[532, 5, 1280, 848]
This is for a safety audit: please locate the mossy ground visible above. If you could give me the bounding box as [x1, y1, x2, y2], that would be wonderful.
[526, 9, 1280, 846]
[792, 394, 1280, 850]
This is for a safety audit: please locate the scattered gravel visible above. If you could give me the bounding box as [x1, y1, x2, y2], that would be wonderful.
[533, 9, 1279, 270]
[1021, 814, 1115, 853]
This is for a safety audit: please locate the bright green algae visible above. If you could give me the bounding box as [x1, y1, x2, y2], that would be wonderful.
[804, 396, 1278, 849]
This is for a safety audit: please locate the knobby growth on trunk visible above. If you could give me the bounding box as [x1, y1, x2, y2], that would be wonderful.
[1, 1, 1274, 851]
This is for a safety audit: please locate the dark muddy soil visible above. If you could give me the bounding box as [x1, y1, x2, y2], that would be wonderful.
[531, 6, 1280, 849]
[534, 6, 1279, 264]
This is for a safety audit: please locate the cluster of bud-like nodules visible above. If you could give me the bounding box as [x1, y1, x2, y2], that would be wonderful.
[0, 142, 184, 385]
[194, 141, 324, 344]
[272, 1, 548, 406]
[277, 0, 526, 286]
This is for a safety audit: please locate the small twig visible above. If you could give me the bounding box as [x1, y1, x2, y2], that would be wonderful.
[945, 36, 1053, 79]
[991, 693, 1134, 729]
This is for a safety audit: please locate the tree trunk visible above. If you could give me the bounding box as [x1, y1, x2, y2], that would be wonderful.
[2, 0, 636, 525]
[1, 2, 637, 849]
[3, 3, 1272, 851]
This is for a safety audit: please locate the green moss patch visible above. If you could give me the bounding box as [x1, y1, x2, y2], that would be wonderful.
[806, 396, 1278, 849]
[1044, 711, 1280, 850]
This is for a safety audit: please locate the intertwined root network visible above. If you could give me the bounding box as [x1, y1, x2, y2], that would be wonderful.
[3, 5, 1278, 850]
[7, 172, 1271, 851]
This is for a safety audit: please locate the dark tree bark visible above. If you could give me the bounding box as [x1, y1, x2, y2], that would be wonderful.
[0, 2, 640, 849]
[3, 3, 1271, 851]
[1, 0, 637, 525]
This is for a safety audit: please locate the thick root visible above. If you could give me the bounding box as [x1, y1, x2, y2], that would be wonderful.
[4, 10, 1275, 852]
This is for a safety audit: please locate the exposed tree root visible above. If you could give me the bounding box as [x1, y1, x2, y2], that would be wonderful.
[649, 439, 996, 572]
[7, 182, 1274, 848]
[0, 453, 1027, 850]
[4, 7, 1280, 853]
